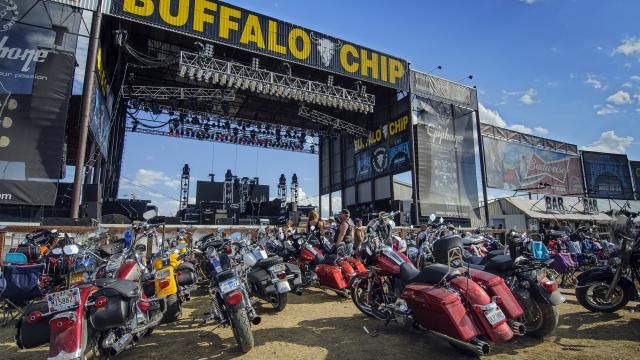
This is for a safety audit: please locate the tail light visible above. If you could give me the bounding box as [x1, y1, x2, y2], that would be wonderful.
[225, 245, 233, 254]
[277, 272, 286, 280]
[542, 280, 558, 293]
[51, 317, 75, 332]
[226, 290, 243, 305]
[95, 296, 109, 309]
[175, 271, 182, 277]
[159, 279, 171, 289]
[26, 311, 42, 324]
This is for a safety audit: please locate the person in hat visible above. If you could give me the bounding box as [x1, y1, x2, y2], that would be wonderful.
[334, 209, 355, 256]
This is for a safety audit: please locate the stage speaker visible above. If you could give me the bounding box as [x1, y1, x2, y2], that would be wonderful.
[216, 218, 234, 225]
[83, 184, 102, 202]
[84, 201, 102, 222]
[238, 218, 254, 225]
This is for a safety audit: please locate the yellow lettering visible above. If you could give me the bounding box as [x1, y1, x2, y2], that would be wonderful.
[123, 0, 154, 16]
[219, 6, 241, 39]
[340, 44, 359, 73]
[380, 55, 388, 82]
[193, 0, 217, 32]
[388, 58, 405, 85]
[240, 14, 265, 49]
[288, 28, 310, 60]
[159, 0, 189, 27]
[360, 49, 379, 79]
[268, 20, 287, 55]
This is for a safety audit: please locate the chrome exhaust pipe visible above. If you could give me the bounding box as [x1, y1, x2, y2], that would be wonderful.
[431, 331, 491, 355]
[509, 320, 526, 336]
[101, 331, 115, 349]
[250, 315, 262, 325]
[110, 333, 133, 356]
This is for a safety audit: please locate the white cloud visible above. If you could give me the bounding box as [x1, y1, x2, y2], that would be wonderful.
[479, 103, 547, 136]
[134, 169, 181, 189]
[613, 37, 640, 56]
[519, 0, 541, 4]
[623, 82, 633, 88]
[631, 75, 640, 82]
[582, 131, 634, 154]
[635, 93, 640, 103]
[607, 90, 632, 105]
[298, 188, 319, 207]
[594, 104, 619, 116]
[520, 88, 539, 105]
[585, 73, 607, 90]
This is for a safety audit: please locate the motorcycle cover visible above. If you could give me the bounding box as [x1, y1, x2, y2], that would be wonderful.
[0, 264, 44, 306]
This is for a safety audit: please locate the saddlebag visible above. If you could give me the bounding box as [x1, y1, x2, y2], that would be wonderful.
[248, 268, 276, 295]
[315, 264, 347, 290]
[88, 287, 131, 330]
[402, 284, 482, 341]
[467, 269, 524, 319]
[176, 269, 197, 287]
[285, 263, 302, 288]
[17, 300, 53, 349]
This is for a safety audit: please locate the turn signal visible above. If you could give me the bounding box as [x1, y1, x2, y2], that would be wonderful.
[95, 296, 109, 309]
[542, 280, 558, 293]
[26, 311, 42, 324]
[277, 272, 286, 280]
[51, 317, 75, 332]
[159, 279, 171, 289]
[226, 291, 243, 305]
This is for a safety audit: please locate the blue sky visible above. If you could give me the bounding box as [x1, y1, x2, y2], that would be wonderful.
[80, 0, 640, 215]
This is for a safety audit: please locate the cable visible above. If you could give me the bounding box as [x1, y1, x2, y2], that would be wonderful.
[120, 175, 180, 202]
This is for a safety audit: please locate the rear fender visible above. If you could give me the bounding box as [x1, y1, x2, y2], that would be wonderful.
[48, 287, 95, 360]
[347, 269, 370, 287]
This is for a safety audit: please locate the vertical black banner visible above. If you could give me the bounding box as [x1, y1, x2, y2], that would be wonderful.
[630, 161, 640, 200]
[0, 0, 80, 205]
[582, 151, 634, 200]
[415, 98, 479, 218]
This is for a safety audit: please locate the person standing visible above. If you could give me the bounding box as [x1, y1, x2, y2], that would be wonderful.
[415, 224, 428, 248]
[307, 210, 325, 235]
[334, 209, 355, 256]
[354, 218, 366, 257]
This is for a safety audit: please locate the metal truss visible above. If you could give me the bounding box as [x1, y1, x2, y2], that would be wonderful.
[298, 104, 370, 137]
[179, 52, 375, 113]
[122, 85, 236, 101]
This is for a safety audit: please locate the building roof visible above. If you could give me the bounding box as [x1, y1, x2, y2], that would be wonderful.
[504, 197, 612, 223]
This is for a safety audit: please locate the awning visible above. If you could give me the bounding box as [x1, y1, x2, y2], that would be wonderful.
[504, 197, 612, 223]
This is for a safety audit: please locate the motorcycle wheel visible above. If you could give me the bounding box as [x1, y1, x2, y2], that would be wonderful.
[576, 281, 630, 313]
[229, 306, 254, 353]
[522, 299, 559, 338]
[272, 293, 288, 312]
[163, 294, 182, 323]
[350, 277, 374, 318]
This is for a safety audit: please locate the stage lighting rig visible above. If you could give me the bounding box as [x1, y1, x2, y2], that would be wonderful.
[178, 51, 375, 114]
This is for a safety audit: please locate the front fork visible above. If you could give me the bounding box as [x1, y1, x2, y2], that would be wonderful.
[606, 266, 624, 300]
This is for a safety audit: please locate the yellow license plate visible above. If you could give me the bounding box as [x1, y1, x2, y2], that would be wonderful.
[156, 268, 171, 279]
[70, 272, 85, 285]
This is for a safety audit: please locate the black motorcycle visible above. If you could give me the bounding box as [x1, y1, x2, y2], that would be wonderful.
[431, 233, 564, 338]
[576, 212, 640, 312]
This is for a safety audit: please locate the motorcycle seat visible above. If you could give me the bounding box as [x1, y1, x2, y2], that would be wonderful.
[483, 255, 513, 272]
[465, 250, 505, 266]
[256, 256, 284, 269]
[215, 269, 235, 283]
[175, 262, 196, 272]
[103, 280, 139, 298]
[400, 263, 460, 285]
[319, 254, 337, 265]
[548, 230, 566, 240]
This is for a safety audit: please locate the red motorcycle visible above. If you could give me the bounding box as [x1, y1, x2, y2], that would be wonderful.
[287, 233, 365, 297]
[17, 227, 163, 359]
[350, 236, 525, 355]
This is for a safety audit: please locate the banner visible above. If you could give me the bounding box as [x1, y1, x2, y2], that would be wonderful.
[0, 0, 80, 205]
[483, 137, 584, 196]
[415, 97, 478, 218]
[582, 151, 634, 200]
[355, 149, 372, 182]
[630, 161, 640, 199]
[110, 0, 409, 90]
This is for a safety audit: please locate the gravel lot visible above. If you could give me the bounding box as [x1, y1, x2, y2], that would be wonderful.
[1, 288, 639, 360]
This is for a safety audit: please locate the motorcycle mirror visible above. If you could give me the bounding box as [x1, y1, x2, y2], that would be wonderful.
[310, 225, 316, 231]
[176, 243, 187, 250]
[229, 232, 242, 240]
[439, 217, 444, 224]
[51, 248, 63, 256]
[429, 214, 436, 222]
[142, 208, 158, 221]
[63, 244, 80, 256]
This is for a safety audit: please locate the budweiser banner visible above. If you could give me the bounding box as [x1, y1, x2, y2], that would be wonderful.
[483, 136, 584, 196]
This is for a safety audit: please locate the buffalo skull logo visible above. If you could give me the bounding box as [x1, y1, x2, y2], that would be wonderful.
[310, 33, 342, 68]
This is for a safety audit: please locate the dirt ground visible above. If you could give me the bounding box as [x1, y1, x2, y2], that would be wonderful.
[1, 287, 639, 360]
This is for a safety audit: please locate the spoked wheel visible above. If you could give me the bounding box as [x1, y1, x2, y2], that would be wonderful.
[350, 277, 374, 317]
[520, 298, 559, 338]
[576, 281, 629, 313]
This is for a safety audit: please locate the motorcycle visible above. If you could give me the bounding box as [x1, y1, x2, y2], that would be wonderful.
[232, 232, 302, 312]
[576, 211, 640, 312]
[433, 232, 563, 338]
[200, 232, 260, 353]
[349, 223, 526, 356]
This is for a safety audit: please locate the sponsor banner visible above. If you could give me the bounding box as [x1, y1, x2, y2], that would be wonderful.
[415, 97, 478, 218]
[582, 151, 634, 200]
[354, 114, 409, 152]
[355, 149, 372, 182]
[0, 0, 80, 205]
[410, 70, 477, 110]
[483, 137, 585, 196]
[110, 0, 409, 90]
[388, 136, 410, 172]
[631, 161, 640, 199]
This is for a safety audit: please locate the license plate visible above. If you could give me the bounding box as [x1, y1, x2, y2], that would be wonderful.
[269, 263, 286, 274]
[69, 272, 85, 286]
[47, 288, 81, 313]
[156, 268, 171, 279]
[219, 277, 241, 295]
[484, 307, 506, 326]
[276, 280, 291, 293]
